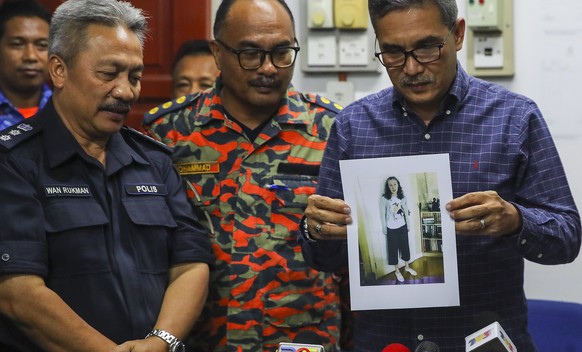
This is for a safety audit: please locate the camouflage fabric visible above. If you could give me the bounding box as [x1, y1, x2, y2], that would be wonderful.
[144, 77, 342, 352]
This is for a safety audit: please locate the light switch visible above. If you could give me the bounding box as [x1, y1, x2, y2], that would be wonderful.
[334, 0, 368, 29]
[326, 81, 355, 108]
[307, 0, 334, 29]
[474, 35, 503, 68]
[339, 32, 369, 66]
[307, 33, 337, 67]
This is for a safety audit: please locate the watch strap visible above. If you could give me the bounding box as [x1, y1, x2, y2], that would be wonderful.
[145, 329, 184, 352]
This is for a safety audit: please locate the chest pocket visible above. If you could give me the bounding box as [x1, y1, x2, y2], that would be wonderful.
[270, 174, 317, 239]
[123, 197, 177, 273]
[123, 197, 177, 227]
[44, 198, 109, 276]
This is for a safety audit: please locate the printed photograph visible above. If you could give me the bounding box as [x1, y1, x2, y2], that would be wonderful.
[340, 154, 459, 310]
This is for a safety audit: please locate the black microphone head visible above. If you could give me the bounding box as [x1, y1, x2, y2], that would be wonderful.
[415, 341, 439, 352]
[292, 330, 324, 345]
[473, 310, 502, 333]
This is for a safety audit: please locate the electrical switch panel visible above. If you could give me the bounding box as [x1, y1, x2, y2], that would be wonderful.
[466, 0, 514, 77]
[466, 0, 502, 31]
[300, 0, 380, 73]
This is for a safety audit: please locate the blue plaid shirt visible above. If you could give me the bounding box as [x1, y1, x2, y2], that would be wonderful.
[301, 64, 581, 352]
[0, 84, 52, 131]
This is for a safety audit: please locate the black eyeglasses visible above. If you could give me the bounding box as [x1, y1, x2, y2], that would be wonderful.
[214, 39, 300, 70]
[374, 27, 454, 68]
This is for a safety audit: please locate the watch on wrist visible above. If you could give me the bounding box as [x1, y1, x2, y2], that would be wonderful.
[145, 328, 186, 352]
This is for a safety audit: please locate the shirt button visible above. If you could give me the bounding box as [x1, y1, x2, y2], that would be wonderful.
[403, 112, 408, 117]
[1, 253, 9, 262]
[521, 239, 527, 245]
[424, 133, 431, 140]
[417, 334, 424, 341]
[445, 109, 451, 115]
[537, 253, 543, 259]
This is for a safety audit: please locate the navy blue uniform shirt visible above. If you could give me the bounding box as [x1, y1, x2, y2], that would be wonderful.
[0, 100, 213, 352]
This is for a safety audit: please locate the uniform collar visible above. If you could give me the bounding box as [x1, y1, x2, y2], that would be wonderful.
[203, 75, 313, 127]
[39, 99, 148, 170]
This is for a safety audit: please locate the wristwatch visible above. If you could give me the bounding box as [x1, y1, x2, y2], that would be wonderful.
[145, 329, 186, 352]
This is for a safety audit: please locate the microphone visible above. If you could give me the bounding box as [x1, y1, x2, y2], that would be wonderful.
[293, 330, 325, 345]
[415, 341, 440, 352]
[465, 314, 517, 352]
[277, 331, 325, 352]
[381, 343, 411, 352]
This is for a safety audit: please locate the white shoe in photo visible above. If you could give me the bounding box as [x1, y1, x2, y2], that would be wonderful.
[405, 267, 417, 276]
[395, 270, 404, 282]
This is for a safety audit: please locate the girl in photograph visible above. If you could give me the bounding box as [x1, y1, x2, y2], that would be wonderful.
[380, 176, 417, 282]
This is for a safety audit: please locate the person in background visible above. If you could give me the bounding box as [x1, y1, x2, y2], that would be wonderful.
[299, 0, 581, 351]
[143, 0, 342, 351]
[0, 0, 52, 131]
[171, 39, 219, 98]
[0, 1, 212, 351]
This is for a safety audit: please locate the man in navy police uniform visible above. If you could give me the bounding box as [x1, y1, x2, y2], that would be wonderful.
[0, 1, 213, 352]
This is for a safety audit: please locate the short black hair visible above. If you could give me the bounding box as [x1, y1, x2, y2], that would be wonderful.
[0, 0, 51, 40]
[213, 0, 295, 39]
[172, 39, 212, 71]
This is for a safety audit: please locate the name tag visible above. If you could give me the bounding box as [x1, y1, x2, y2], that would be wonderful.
[125, 184, 167, 195]
[175, 161, 220, 175]
[44, 185, 91, 197]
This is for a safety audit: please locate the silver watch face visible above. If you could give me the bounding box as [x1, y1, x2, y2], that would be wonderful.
[170, 343, 186, 352]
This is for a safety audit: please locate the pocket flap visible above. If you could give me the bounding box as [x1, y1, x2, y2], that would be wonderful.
[123, 198, 177, 227]
[45, 200, 108, 232]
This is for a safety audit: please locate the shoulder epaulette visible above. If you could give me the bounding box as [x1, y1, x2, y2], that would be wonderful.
[143, 92, 201, 126]
[301, 92, 343, 114]
[0, 122, 42, 151]
[121, 126, 172, 154]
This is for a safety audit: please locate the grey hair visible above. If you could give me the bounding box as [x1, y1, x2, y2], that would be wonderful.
[368, 0, 458, 30]
[48, 0, 148, 66]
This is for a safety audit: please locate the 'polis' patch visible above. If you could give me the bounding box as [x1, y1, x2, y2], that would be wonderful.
[125, 184, 167, 195]
[175, 161, 220, 175]
[44, 185, 91, 197]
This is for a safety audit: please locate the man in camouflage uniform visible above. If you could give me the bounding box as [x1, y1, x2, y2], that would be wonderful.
[143, 0, 342, 351]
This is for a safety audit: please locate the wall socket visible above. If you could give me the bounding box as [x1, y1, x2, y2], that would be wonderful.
[326, 81, 356, 108]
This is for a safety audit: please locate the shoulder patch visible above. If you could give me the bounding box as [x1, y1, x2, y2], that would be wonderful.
[301, 92, 343, 114]
[121, 126, 172, 154]
[143, 92, 201, 126]
[0, 122, 41, 151]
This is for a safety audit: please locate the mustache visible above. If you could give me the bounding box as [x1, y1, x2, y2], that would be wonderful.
[98, 100, 132, 114]
[249, 76, 281, 88]
[400, 75, 435, 86]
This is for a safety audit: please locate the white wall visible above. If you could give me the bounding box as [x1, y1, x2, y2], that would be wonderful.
[285, 0, 582, 303]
